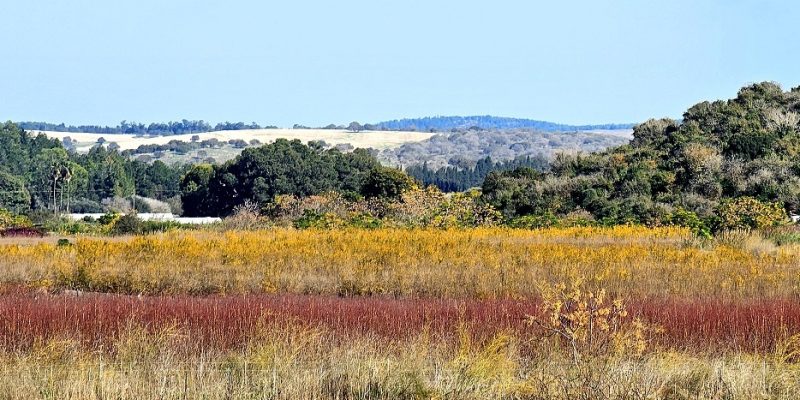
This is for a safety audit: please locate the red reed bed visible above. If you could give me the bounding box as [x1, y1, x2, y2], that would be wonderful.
[636, 298, 800, 353]
[0, 293, 534, 351]
[1, 293, 799, 353]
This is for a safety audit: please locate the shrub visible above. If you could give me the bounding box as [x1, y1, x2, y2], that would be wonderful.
[508, 212, 560, 229]
[347, 212, 383, 229]
[141, 220, 188, 234]
[294, 210, 342, 229]
[762, 226, 800, 246]
[45, 219, 105, 235]
[668, 207, 712, 238]
[528, 279, 656, 363]
[98, 213, 120, 226]
[561, 209, 597, 227]
[0, 209, 32, 229]
[714, 229, 778, 255]
[716, 196, 787, 231]
[111, 214, 143, 235]
[220, 200, 270, 231]
[361, 167, 417, 200]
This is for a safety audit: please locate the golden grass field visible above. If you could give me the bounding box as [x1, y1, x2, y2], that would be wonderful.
[2, 226, 798, 298]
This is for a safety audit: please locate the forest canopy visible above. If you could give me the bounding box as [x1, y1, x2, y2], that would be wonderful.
[481, 82, 800, 232]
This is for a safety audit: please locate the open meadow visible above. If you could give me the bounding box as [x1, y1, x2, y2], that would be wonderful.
[2, 226, 800, 399]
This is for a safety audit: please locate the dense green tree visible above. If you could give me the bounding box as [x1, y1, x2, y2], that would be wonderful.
[29, 148, 71, 210]
[407, 155, 549, 192]
[182, 140, 386, 216]
[0, 171, 31, 214]
[130, 160, 185, 200]
[0, 122, 61, 177]
[76, 146, 135, 202]
[180, 164, 216, 217]
[361, 167, 417, 200]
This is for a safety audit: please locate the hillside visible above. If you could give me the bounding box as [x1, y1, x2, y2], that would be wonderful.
[34, 129, 434, 153]
[380, 128, 630, 169]
[33, 129, 434, 164]
[375, 115, 635, 132]
[34, 126, 631, 168]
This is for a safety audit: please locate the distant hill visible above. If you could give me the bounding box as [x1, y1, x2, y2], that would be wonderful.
[379, 129, 629, 169]
[375, 116, 635, 132]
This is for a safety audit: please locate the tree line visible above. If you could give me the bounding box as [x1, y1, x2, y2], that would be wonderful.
[0, 122, 185, 215]
[17, 120, 273, 136]
[0, 124, 414, 219]
[2, 81, 799, 235]
[375, 115, 634, 132]
[406, 155, 549, 192]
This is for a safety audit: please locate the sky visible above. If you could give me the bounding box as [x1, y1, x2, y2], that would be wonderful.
[1, 0, 798, 128]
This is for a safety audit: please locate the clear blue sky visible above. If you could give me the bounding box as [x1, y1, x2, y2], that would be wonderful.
[1, 0, 798, 127]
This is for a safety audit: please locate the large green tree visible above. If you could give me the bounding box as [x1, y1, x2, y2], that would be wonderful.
[180, 164, 216, 217]
[183, 139, 382, 216]
[0, 171, 31, 214]
[361, 167, 417, 200]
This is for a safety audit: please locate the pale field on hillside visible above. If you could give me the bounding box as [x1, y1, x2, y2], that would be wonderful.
[33, 129, 436, 152]
[583, 128, 634, 138]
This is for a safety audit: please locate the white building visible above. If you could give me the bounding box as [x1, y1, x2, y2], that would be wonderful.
[66, 213, 221, 225]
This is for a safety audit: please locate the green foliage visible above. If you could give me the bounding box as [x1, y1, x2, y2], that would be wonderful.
[668, 207, 712, 238]
[406, 155, 549, 192]
[98, 212, 120, 226]
[347, 212, 383, 229]
[762, 226, 800, 246]
[111, 214, 143, 235]
[46, 219, 106, 235]
[361, 167, 417, 200]
[139, 220, 190, 234]
[428, 189, 503, 228]
[716, 197, 787, 231]
[480, 82, 800, 234]
[79, 146, 135, 201]
[180, 164, 216, 217]
[184, 140, 382, 217]
[508, 213, 560, 229]
[110, 214, 187, 235]
[0, 122, 62, 177]
[293, 210, 341, 229]
[0, 209, 32, 229]
[129, 160, 185, 200]
[508, 210, 598, 230]
[0, 171, 31, 214]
